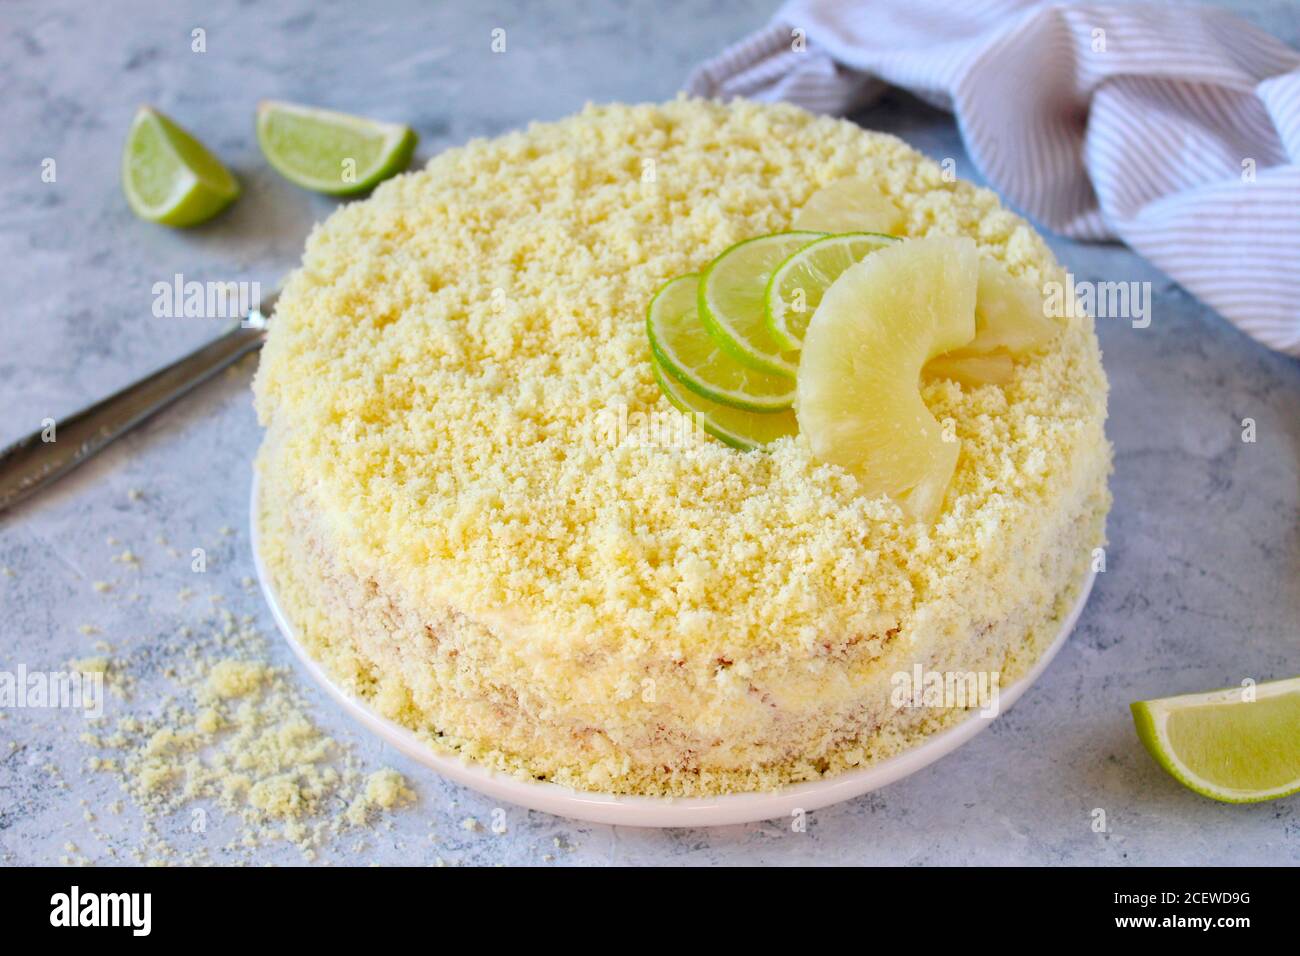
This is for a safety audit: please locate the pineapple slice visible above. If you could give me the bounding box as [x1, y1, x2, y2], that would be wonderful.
[961, 258, 1057, 356]
[921, 259, 1056, 387]
[924, 349, 1013, 387]
[796, 236, 978, 523]
[793, 177, 904, 235]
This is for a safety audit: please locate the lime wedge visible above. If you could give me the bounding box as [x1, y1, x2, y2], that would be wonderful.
[122, 106, 239, 227]
[256, 101, 416, 195]
[765, 232, 899, 350]
[648, 275, 795, 412]
[1132, 676, 1300, 803]
[652, 354, 797, 451]
[699, 232, 823, 377]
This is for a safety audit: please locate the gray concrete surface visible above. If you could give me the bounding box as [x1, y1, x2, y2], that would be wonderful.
[1, 0, 1297, 866]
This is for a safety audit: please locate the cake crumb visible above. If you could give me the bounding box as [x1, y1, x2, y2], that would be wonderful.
[206, 659, 266, 698]
[363, 769, 412, 809]
[195, 708, 222, 734]
[69, 656, 108, 675]
[344, 769, 414, 825]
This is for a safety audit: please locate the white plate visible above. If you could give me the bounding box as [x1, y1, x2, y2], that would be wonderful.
[251, 479, 1095, 827]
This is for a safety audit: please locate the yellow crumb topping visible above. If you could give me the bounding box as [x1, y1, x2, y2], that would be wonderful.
[255, 97, 1103, 661]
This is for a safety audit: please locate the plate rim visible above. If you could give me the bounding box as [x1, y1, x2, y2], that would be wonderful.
[250, 476, 1096, 827]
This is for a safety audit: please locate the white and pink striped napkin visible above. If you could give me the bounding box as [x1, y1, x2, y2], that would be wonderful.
[687, 0, 1300, 356]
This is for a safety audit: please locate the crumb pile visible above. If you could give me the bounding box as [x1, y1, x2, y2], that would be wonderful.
[77, 609, 414, 863]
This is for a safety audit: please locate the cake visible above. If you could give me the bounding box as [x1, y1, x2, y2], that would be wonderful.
[253, 98, 1111, 797]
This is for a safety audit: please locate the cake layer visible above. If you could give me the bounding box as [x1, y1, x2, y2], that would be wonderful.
[257, 431, 1108, 794]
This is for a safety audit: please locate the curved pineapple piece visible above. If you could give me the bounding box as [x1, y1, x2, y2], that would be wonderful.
[961, 258, 1058, 356]
[793, 177, 904, 236]
[924, 349, 1014, 387]
[796, 236, 978, 523]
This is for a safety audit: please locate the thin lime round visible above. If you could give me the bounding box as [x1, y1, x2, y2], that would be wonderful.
[652, 354, 797, 451]
[256, 100, 417, 196]
[765, 232, 899, 350]
[1132, 676, 1300, 803]
[648, 275, 795, 412]
[699, 232, 823, 377]
[122, 106, 239, 227]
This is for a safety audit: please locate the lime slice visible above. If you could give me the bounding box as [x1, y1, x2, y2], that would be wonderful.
[793, 178, 904, 235]
[648, 275, 795, 412]
[699, 232, 823, 377]
[122, 106, 239, 227]
[652, 354, 797, 451]
[256, 100, 417, 196]
[765, 232, 899, 350]
[1132, 676, 1300, 803]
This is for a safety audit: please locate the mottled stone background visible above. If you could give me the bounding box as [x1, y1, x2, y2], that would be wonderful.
[1, 0, 1296, 866]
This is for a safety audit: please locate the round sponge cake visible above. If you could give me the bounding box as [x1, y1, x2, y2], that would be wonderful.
[253, 98, 1111, 796]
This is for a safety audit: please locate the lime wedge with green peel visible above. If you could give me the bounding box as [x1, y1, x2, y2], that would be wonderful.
[1132, 676, 1300, 803]
[648, 275, 795, 412]
[699, 232, 824, 377]
[652, 354, 797, 451]
[765, 232, 899, 350]
[256, 101, 417, 195]
[122, 106, 239, 227]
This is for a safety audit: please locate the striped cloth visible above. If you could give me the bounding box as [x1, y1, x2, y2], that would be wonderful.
[686, 0, 1300, 356]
